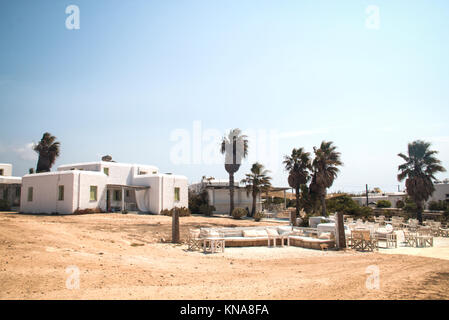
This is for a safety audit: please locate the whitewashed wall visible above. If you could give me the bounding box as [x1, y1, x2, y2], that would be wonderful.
[20, 172, 76, 214]
[20, 171, 107, 214]
[133, 174, 188, 214]
[74, 172, 107, 212]
[207, 188, 261, 214]
[0, 164, 13, 177]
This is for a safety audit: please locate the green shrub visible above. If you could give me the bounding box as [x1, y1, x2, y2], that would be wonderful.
[188, 190, 209, 214]
[254, 211, 265, 222]
[428, 200, 447, 211]
[404, 200, 417, 214]
[376, 200, 392, 208]
[443, 208, 449, 222]
[73, 207, 103, 215]
[0, 199, 11, 211]
[160, 207, 191, 217]
[326, 195, 360, 215]
[286, 199, 296, 208]
[232, 207, 247, 219]
[199, 204, 215, 216]
[356, 205, 373, 218]
[265, 197, 285, 205]
[396, 200, 405, 209]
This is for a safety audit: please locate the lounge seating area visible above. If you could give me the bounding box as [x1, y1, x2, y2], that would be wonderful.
[187, 215, 448, 254]
[187, 225, 336, 253]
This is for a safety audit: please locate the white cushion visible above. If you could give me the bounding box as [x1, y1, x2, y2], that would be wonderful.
[318, 232, 332, 240]
[209, 230, 220, 238]
[266, 228, 279, 236]
[243, 229, 259, 237]
[200, 229, 219, 238]
[255, 229, 268, 237]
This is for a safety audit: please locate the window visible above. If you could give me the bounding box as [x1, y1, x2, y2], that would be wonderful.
[139, 171, 147, 175]
[90, 186, 97, 201]
[3, 188, 8, 200]
[0, 169, 3, 176]
[27, 187, 33, 202]
[114, 190, 121, 201]
[16, 187, 20, 198]
[104, 168, 109, 176]
[58, 185, 64, 201]
[174, 187, 180, 202]
[126, 190, 130, 198]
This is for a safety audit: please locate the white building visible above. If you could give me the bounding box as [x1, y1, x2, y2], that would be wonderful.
[0, 163, 22, 209]
[20, 160, 188, 215]
[189, 178, 262, 214]
[352, 192, 407, 208]
[427, 182, 449, 204]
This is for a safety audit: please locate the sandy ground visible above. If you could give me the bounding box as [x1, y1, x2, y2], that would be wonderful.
[1, 212, 449, 300]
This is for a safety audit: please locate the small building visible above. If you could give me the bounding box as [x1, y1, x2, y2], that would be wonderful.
[0, 163, 22, 210]
[352, 192, 407, 208]
[189, 178, 267, 214]
[427, 181, 449, 204]
[20, 160, 188, 214]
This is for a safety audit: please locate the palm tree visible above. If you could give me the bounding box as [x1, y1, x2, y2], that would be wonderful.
[283, 148, 312, 225]
[220, 129, 249, 215]
[33, 132, 61, 173]
[241, 162, 272, 217]
[310, 141, 343, 216]
[397, 140, 446, 224]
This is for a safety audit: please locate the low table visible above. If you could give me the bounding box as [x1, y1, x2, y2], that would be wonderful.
[203, 237, 225, 253]
[268, 235, 289, 247]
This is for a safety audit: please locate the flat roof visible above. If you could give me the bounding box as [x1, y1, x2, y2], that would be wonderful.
[0, 176, 21, 184]
[107, 184, 150, 189]
[58, 161, 158, 169]
[23, 170, 105, 177]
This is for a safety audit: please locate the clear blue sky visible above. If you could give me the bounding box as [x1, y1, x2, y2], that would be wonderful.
[1, 0, 448, 193]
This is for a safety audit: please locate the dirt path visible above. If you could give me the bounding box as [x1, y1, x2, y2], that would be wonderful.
[1, 212, 448, 299]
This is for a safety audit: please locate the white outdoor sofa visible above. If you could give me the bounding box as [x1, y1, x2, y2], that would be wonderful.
[288, 227, 336, 249]
[199, 226, 293, 247]
[197, 226, 336, 250]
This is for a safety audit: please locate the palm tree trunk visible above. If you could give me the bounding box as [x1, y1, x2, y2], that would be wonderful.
[320, 193, 327, 216]
[292, 186, 300, 226]
[416, 201, 423, 225]
[251, 191, 256, 217]
[229, 173, 234, 215]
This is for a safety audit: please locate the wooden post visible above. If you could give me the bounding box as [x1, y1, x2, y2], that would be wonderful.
[336, 211, 346, 249]
[172, 208, 180, 243]
[365, 184, 369, 206]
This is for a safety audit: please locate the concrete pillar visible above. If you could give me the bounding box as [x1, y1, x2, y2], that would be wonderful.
[283, 190, 287, 209]
[121, 187, 125, 212]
